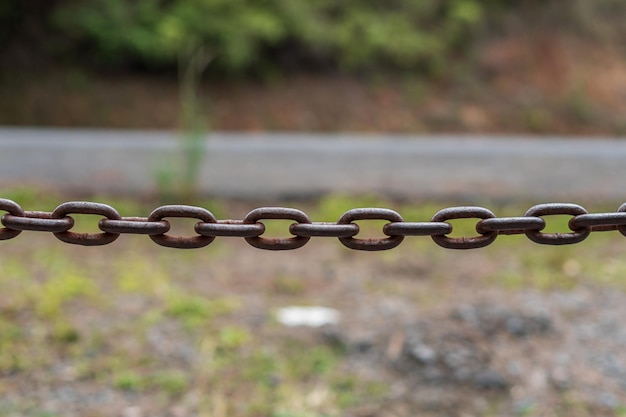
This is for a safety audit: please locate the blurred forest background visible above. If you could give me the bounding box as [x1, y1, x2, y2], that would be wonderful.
[1, 0, 625, 134]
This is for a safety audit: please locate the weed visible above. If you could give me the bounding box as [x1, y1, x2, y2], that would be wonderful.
[522, 108, 551, 133]
[515, 401, 535, 416]
[150, 370, 189, 396]
[271, 276, 305, 295]
[285, 345, 340, 379]
[564, 84, 595, 124]
[0, 351, 25, 374]
[114, 370, 144, 392]
[1, 187, 59, 211]
[218, 326, 251, 350]
[114, 256, 170, 295]
[402, 77, 429, 105]
[243, 351, 278, 386]
[35, 269, 98, 317]
[493, 248, 580, 290]
[165, 292, 239, 327]
[50, 321, 80, 344]
[272, 412, 326, 417]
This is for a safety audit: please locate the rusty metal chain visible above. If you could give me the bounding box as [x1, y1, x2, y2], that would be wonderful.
[2, 198, 626, 251]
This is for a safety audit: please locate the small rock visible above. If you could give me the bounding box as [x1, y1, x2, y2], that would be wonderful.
[472, 369, 510, 390]
[504, 313, 551, 337]
[320, 327, 375, 353]
[455, 304, 552, 338]
[443, 351, 468, 369]
[514, 400, 535, 415]
[597, 392, 619, 409]
[453, 366, 473, 382]
[550, 367, 571, 391]
[423, 366, 444, 381]
[170, 406, 188, 417]
[410, 344, 437, 365]
[529, 368, 548, 390]
[276, 306, 340, 327]
[122, 406, 142, 417]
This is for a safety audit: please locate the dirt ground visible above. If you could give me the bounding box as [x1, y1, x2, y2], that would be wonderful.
[1, 36, 626, 136]
[2, 196, 626, 417]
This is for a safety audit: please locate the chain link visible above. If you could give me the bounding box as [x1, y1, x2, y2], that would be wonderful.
[52, 201, 122, 246]
[99, 217, 171, 235]
[243, 207, 311, 251]
[0, 199, 25, 240]
[2, 211, 75, 233]
[337, 208, 405, 251]
[196, 220, 265, 238]
[431, 206, 497, 249]
[524, 203, 590, 245]
[2, 198, 626, 250]
[147, 205, 217, 249]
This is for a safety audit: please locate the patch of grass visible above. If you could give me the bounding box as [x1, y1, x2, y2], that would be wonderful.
[0, 258, 30, 282]
[150, 369, 190, 396]
[114, 255, 171, 295]
[0, 350, 26, 375]
[164, 292, 240, 327]
[521, 107, 552, 133]
[272, 412, 327, 417]
[35, 268, 98, 317]
[270, 276, 305, 296]
[1, 187, 60, 211]
[114, 370, 145, 392]
[492, 248, 581, 290]
[50, 321, 80, 344]
[564, 84, 595, 124]
[285, 345, 341, 379]
[616, 405, 626, 417]
[218, 326, 251, 350]
[243, 351, 279, 386]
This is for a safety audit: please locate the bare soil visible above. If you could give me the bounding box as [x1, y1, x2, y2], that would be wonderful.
[1, 35, 626, 135]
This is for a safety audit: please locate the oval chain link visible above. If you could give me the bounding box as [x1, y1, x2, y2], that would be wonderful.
[337, 208, 404, 251]
[431, 207, 497, 249]
[524, 203, 590, 245]
[244, 207, 311, 250]
[148, 205, 217, 249]
[0, 199, 25, 240]
[52, 202, 122, 246]
[196, 220, 265, 238]
[477, 216, 546, 235]
[99, 217, 171, 235]
[383, 221, 451, 236]
[290, 222, 359, 238]
[3, 211, 75, 233]
[569, 211, 626, 233]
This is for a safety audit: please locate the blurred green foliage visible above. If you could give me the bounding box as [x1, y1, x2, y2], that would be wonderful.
[2, 0, 626, 77]
[51, 0, 493, 75]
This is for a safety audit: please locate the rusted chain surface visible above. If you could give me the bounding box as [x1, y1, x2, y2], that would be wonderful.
[52, 201, 121, 246]
[2, 198, 626, 250]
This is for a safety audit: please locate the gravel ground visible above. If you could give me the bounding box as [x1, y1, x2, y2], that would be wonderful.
[1, 203, 626, 417]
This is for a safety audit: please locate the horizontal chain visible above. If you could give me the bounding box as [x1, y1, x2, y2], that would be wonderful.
[2, 198, 626, 250]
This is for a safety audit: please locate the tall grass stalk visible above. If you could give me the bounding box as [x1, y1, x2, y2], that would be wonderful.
[178, 43, 212, 203]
